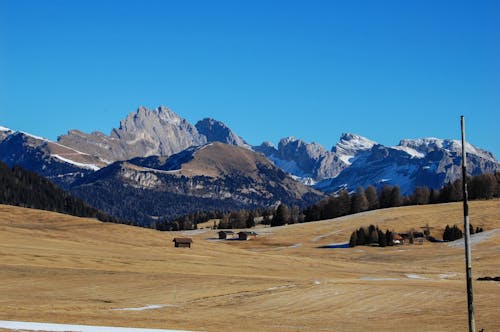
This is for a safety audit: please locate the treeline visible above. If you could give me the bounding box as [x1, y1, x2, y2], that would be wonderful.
[0, 161, 118, 222]
[154, 207, 274, 231]
[157, 172, 499, 231]
[154, 202, 307, 231]
[302, 172, 500, 223]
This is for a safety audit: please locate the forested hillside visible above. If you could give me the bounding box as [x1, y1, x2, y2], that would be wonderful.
[0, 161, 117, 222]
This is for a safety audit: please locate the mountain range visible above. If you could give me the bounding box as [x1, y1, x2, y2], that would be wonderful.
[1, 106, 499, 225]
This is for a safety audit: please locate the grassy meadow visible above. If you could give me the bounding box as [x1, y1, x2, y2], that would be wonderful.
[0, 200, 499, 331]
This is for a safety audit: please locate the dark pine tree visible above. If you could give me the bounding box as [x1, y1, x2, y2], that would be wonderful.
[365, 185, 379, 210]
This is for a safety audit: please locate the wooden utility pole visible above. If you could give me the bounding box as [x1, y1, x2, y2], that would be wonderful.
[461, 115, 476, 332]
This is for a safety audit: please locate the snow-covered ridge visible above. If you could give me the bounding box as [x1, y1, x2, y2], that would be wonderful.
[0, 125, 12, 132]
[20, 131, 50, 141]
[52, 154, 100, 171]
[399, 138, 497, 162]
[333, 133, 377, 165]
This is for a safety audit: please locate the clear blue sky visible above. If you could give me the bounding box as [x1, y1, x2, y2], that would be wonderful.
[1, 0, 499, 157]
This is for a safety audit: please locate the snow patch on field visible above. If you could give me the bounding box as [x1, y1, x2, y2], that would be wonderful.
[181, 229, 208, 236]
[447, 229, 499, 248]
[0, 320, 193, 332]
[112, 304, 175, 311]
[267, 284, 295, 291]
[405, 274, 429, 280]
[439, 273, 457, 280]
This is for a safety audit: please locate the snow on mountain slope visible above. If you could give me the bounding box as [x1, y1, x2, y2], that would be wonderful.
[0, 126, 13, 141]
[0, 131, 102, 187]
[254, 137, 346, 183]
[331, 133, 377, 165]
[391, 145, 425, 158]
[315, 140, 500, 195]
[399, 138, 497, 163]
[71, 142, 325, 225]
[52, 154, 100, 171]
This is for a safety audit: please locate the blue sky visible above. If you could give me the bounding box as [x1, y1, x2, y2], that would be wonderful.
[1, 0, 499, 157]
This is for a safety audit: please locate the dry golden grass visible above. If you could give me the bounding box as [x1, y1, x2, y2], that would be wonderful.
[0, 201, 499, 332]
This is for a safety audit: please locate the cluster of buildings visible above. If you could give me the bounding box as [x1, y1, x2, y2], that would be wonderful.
[172, 230, 258, 248]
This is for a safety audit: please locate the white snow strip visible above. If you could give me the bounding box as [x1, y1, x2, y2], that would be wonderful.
[20, 131, 50, 141]
[0, 320, 194, 332]
[338, 154, 354, 165]
[267, 284, 295, 291]
[439, 273, 457, 280]
[405, 274, 429, 280]
[52, 154, 100, 171]
[0, 125, 12, 132]
[391, 145, 425, 158]
[181, 229, 207, 236]
[112, 304, 175, 311]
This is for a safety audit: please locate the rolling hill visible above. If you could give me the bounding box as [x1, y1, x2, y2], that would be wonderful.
[70, 142, 324, 226]
[1, 201, 499, 331]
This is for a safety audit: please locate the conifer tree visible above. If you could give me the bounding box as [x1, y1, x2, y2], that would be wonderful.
[378, 229, 387, 247]
[379, 185, 393, 208]
[365, 185, 379, 210]
[389, 186, 403, 207]
[271, 203, 290, 227]
[352, 186, 369, 213]
[349, 231, 358, 247]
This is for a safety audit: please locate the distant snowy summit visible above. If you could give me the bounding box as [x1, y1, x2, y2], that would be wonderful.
[254, 132, 499, 195]
[314, 136, 500, 195]
[332, 133, 377, 165]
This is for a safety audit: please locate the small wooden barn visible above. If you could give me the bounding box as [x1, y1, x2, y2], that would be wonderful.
[218, 231, 235, 240]
[173, 237, 193, 248]
[238, 231, 258, 241]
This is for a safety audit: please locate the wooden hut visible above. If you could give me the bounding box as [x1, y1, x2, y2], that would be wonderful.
[173, 237, 193, 248]
[238, 231, 257, 241]
[218, 231, 235, 240]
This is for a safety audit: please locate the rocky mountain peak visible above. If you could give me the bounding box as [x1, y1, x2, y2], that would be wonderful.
[195, 118, 249, 148]
[398, 138, 497, 163]
[253, 141, 277, 156]
[256, 136, 346, 183]
[0, 126, 14, 142]
[58, 106, 206, 162]
[332, 133, 377, 165]
[278, 137, 326, 160]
